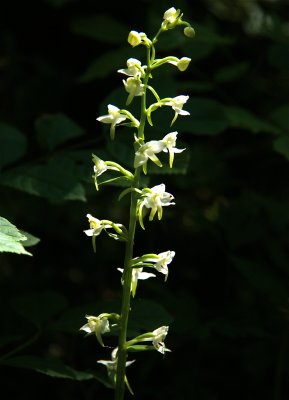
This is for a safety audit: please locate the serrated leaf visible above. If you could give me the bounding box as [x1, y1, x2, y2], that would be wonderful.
[0, 217, 31, 256]
[0, 123, 27, 168]
[10, 291, 69, 325]
[0, 157, 86, 203]
[35, 113, 84, 151]
[20, 231, 40, 247]
[2, 355, 110, 384]
[70, 14, 128, 44]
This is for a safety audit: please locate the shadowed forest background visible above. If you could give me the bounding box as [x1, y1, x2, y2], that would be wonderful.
[0, 0, 289, 399]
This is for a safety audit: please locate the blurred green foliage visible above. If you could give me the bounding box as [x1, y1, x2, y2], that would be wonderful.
[0, 0, 288, 399]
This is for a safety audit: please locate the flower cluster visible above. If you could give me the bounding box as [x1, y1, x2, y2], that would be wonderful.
[80, 6, 194, 396]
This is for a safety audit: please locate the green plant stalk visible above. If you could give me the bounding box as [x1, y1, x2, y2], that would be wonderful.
[115, 53, 151, 400]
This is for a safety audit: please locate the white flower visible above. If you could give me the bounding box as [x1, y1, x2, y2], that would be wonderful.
[118, 267, 156, 297]
[145, 250, 175, 281]
[83, 214, 108, 237]
[80, 314, 110, 347]
[161, 131, 186, 168]
[152, 326, 170, 354]
[128, 30, 145, 47]
[123, 77, 145, 105]
[83, 214, 111, 237]
[96, 104, 127, 140]
[138, 184, 175, 229]
[162, 95, 190, 125]
[133, 326, 170, 354]
[118, 58, 146, 78]
[98, 347, 135, 384]
[92, 155, 119, 190]
[134, 140, 166, 173]
[162, 7, 181, 29]
[167, 57, 191, 72]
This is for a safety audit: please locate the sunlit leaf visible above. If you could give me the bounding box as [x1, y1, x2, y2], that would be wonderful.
[0, 217, 31, 256]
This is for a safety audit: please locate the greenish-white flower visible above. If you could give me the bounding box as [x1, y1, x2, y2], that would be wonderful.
[145, 250, 175, 281]
[167, 57, 191, 72]
[98, 347, 135, 384]
[162, 7, 181, 30]
[118, 267, 156, 297]
[127, 30, 144, 47]
[96, 104, 127, 140]
[80, 314, 110, 347]
[134, 140, 166, 173]
[162, 95, 190, 125]
[161, 131, 186, 168]
[123, 77, 145, 105]
[138, 184, 175, 229]
[92, 154, 119, 190]
[118, 58, 146, 79]
[152, 326, 170, 354]
[84, 214, 111, 237]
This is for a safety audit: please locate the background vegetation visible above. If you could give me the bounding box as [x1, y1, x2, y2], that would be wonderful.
[0, 0, 288, 399]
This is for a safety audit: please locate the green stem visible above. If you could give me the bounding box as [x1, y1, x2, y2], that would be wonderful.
[114, 46, 151, 400]
[115, 169, 140, 400]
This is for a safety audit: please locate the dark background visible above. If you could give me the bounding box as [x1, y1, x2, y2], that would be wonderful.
[0, 0, 289, 399]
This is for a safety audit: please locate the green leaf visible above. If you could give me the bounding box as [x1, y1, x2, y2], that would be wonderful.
[70, 14, 129, 44]
[177, 97, 228, 135]
[269, 104, 289, 133]
[214, 62, 249, 83]
[0, 123, 27, 168]
[2, 355, 110, 384]
[229, 255, 288, 301]
[78, 47, 143, 82]
[273, 135, 289, 160]
[128, 299, 174, 337]
[10, 291, 69, 326]
[0, 156, 86, 203]
[35, 113, 84, 151]
[20, 231, 41, 247]
[0, 217, 31, 256]
[224, 106, 280, 134]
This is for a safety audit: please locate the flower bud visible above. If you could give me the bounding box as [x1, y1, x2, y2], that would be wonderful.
[128, 30, 142, 47]
[184, 26, 195, 38]
[177, 57, 191, 72]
